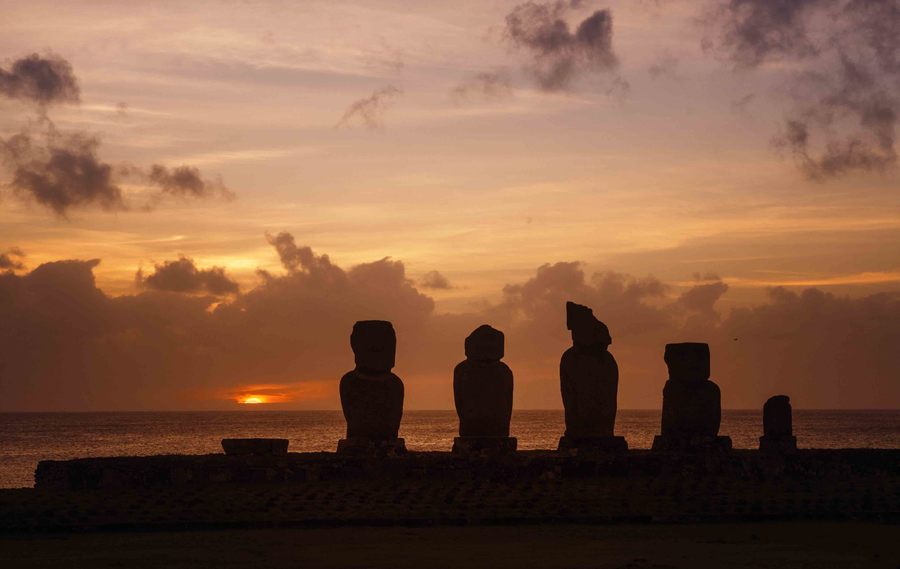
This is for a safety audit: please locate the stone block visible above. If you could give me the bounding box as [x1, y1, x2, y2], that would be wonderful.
[454, 359, 513, 438]
[464, 324, 504, 361]
[759, 435, 797, 453]
[452, 436, 517, 456]
[221, 438, 289, 456]
[651, 435, 732, 453]
[350, 320, 396, 372]
[336, 437, 407, 457]
[660, 379, 722, 437]
[664, 342, 710, 382]
[340, 370, 404, 440]
[763, 395, 793, 438]
[557, 435, 628, 454]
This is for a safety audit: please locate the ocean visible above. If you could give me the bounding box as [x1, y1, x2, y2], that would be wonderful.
[1, 409, 898, 488]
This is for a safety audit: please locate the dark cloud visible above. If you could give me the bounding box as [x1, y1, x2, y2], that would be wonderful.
[701, 0, 830, 68]
[0, 53, 235, 216]
[452, 71, 514, 101]
[147, 164, 235, 200]
[0, 247, 25, 271]
[1, 237, 898, 410]
[137, 257, 239, 296]
[775, 56, 898, 179]
[336, 85, 402, 129]
[420, 270, 452, 289]
[504, 1, 620, 90]
[264, 231, 342, 277]
[0, 131, 125, 216]
[0, 53, 80, 106]
[0, 130, 236, 216]
[703, 0, 900, 179]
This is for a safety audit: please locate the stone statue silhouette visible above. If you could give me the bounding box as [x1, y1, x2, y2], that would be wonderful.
[759, 394, 797, 452]
[452, 325, 517, 455]
[558, 301, 626, 452]
[337, 320, 406, 455]
[652, 342, 731, 452]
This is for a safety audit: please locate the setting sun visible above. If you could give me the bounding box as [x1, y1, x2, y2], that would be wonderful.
[239, 396, 266, 405]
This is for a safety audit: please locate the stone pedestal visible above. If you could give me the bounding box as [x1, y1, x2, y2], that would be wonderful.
[336, 437, 406, 457]
[759, 435, 797, 453]
[651, 435, 732, 452]
[452, 436, 517, 457]
[557, 435, 628, 454]
[221, 438, 289, 456]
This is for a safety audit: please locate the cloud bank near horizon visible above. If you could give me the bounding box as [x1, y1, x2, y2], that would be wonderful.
[1, 234, 897, 412]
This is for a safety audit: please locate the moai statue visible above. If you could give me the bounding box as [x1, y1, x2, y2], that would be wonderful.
[452, 325, 516, 455]
[337, 320, 406, 455]
[558, 301, 627, 453]
[759, 395, 797, 453]
[652, 342, 731, 452]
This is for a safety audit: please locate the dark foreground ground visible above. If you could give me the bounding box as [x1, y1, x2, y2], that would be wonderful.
[1, 522, 897, 569]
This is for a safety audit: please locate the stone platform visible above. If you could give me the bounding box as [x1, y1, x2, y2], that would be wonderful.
[558, 436, 628, 454]
[0, 449, 895, 533]
[452, 437, 517, 456]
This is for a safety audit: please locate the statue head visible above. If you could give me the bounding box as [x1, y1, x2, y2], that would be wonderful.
[464, 324, 504, 361]
[664, 342, 710, 382]
[566, 301, 612, 349]
[350, 320, 396, 372]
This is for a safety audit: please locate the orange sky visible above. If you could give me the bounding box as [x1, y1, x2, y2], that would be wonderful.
[1, 0, 899, 411]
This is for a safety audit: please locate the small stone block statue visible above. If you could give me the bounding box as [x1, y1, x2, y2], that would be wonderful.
[759, 395, 797, 453]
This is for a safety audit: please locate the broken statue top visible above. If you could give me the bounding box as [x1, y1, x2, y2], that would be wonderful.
[664, 342, 710, 382]
[565, 301, 611, 348]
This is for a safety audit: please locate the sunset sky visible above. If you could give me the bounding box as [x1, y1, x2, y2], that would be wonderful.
[1, 0, 898, 411]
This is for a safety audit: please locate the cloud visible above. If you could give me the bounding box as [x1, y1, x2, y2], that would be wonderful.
[264, 231, 342, 276]
[504, 1, 620, 91]
[701, 0, 829, 68]
[147, 164, 235, 200]
[774, 57, 898, 179]
[1, 236, 898, 411]
[0, 247, 25, 271]
[702, 0, 900, 179]
[420, 270, 452, 289]
[0, 130, 125, 216]
[0, 129, 235, 216]
[0, 53, 80, 106]
[137, 256, 239, 296]
[0, 52, 235, 216]
[452, 71, 514, 101]
[717, 287, 900, 407]
[336, 85, 402, 129]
